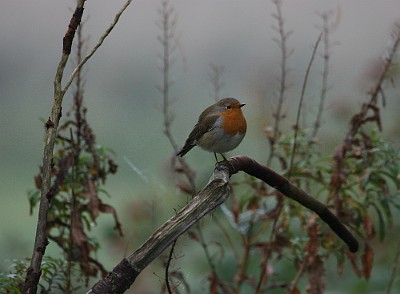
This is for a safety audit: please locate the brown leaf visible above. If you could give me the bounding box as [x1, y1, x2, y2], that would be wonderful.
[305, 216, 319, 265]
[209, 274, 218, 294]
[363, 215, 375, 240]
[346, 251, 362, 277]
[187, 231, 199, 242]
[177, 180, 195, 195]
[362, 243, 374, 279]
[306, 256, 325, 294]
[34, 174, 42, 189]
[289, 287, 301, 294]
[86, 178, 123, 236]
[247, 196, 260, 211]
[71, 209, 96, 277]
[99, 203, 124, 237]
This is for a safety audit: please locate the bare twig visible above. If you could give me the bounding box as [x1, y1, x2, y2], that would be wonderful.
[267, 0, 292, 165]
[196, 225, 219, 277]
[165, 239, 178, 294]
[288, 33, 322, 177]
[156, 2, 200, 290]
[208, 63, 225, 102]
[386, 238, 400, 294]
[157, 0, 178, 148]
[235, 217, 255, 293]
[312, 13, 332, 138]
[89, 156, 358, 293]
[63, 0, 134, 95]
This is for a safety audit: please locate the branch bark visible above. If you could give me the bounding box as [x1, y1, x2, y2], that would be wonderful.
[89, 156, 358, 293]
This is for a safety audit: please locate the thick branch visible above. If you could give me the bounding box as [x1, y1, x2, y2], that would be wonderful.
[89, 156, 358, 293]
[228, 156, 359, 253]
[89, 164, 231, 293]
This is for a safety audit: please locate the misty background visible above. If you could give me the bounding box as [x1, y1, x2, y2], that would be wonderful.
[1, 0, 399, 292]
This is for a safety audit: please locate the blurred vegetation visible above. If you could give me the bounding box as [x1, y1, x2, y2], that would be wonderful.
[1, 0, 400, 293]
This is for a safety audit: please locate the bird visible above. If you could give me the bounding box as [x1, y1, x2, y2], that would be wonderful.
[177, 98, 247, 161]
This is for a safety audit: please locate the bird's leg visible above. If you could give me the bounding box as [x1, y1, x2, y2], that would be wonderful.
[220, 153, 228, 161]
[213, 152, 218, 162]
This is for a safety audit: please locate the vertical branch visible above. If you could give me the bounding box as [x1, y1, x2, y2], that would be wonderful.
[156, 0, 196, 194]
[267, 0, 292, 166]
[234, 219, 255, 293]
[67, 22, 85, 292]
[312, 13, 331, 138]
[157, 0, 178, 149]
[288, 33, 322, 177]
[208, 63, 225, 102]
[66, 132, 76, 294]
[156, 1, 194, 291]
[386, 238, 400, 294]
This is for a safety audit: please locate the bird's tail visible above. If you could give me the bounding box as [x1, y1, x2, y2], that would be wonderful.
[176, 144, 195, 157]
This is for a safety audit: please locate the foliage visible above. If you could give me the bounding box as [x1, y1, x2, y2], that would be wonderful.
[0, 257, 87, 294]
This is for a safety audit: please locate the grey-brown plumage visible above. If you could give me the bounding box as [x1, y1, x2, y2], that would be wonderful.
[177, 98, 246, 157]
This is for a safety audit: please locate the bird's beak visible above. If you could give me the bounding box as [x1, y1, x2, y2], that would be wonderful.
[240, 103, 245, 108]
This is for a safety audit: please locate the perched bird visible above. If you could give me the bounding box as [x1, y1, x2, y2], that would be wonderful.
[177, 98, 247, 160]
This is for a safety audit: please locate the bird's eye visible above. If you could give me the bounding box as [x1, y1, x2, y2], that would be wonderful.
[226, 105, 232, 109]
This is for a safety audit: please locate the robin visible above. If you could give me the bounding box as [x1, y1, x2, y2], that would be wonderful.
[177, 98, 247, 160]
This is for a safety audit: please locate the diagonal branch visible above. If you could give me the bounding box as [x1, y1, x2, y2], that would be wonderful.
[89, 156, 358, 293]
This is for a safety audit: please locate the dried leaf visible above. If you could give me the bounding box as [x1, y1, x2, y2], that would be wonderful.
[362, 243, 374, 279]
[363, 215, 376, 240]
[209, 274, 218, 294]
[86, 179, 123, 236]
[306, 256, 325, 294]
[187, 231, 199, 242]
[346, 251, 362, 278]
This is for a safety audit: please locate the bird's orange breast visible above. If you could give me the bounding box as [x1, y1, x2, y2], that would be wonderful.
[220, 109, 247, 136]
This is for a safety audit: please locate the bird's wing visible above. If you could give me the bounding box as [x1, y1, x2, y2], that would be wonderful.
[177, 114, 219, 157]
